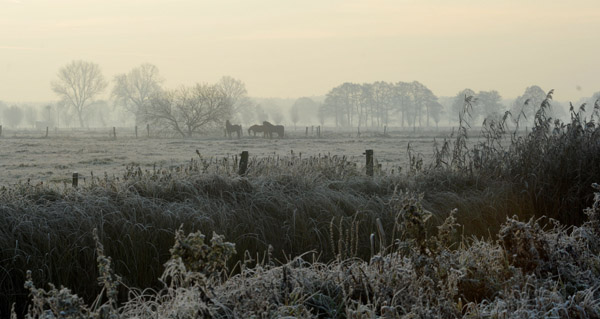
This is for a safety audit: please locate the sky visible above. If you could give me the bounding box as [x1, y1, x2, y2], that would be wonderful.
[1, 0, 599, 103]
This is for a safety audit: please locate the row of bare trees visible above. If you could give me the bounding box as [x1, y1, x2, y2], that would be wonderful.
[449, 85, 570, 128]
[318, 81, 571, 130]
[42, 60, 583, 134]
[50, 60, 250, 137]
[320, 81, 444, 129]
[0, 102, 41, 128]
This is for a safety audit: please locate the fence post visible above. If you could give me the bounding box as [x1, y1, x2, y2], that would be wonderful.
[135, 126, 138, 138]
[357, 127, 361, 138]
[239, 151, 249, 176]
[384, 125, 387, 135]
[317, 126, 321, 138]
[113, 127, 116, 139]
[147, 124, 150, 137]
[365, 149, 374, 177]
[305, 127, 308, 137]
[72, 172, 78, 187]
[45, 127, 49, 138]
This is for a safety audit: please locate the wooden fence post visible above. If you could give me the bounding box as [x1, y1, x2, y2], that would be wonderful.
[45, 127, 49, 138]
[72, 172, 78, 187]
[113, 127, 116, 139]
[239, 151, 249, 176]
[317, 126, 321, 138]
[135, 126, 138, 138]
[365, 149, 374, 177]
[357, 127, 361, 138]
[305, 127, 308, 137]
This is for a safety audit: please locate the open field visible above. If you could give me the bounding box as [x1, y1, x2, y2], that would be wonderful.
[0, 127, 466, 186]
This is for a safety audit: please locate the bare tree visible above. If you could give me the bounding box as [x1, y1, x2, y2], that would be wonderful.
[391, 82, 414, 128]
[112, 63, 163, 125]
[370, 81, 393, 127]
[476, 90, 504, 122]
[217, 76, 252, 120]
[410, 81, 437, 129]
[143, 84, 232, 137]
[51, 60, 108, 128]
[317, 103, 326, 127]
[322, 83, 361, 127]
[429, 100, 444, 130]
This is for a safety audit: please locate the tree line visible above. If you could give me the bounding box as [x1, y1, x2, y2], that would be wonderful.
[1, 60, 595, 135]
[321, 81, 443, 129]
[319, 81, 584, 130]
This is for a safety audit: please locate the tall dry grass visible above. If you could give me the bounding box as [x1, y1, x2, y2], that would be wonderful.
[14, 185, 600, 318]
[425, 91, 600, 226]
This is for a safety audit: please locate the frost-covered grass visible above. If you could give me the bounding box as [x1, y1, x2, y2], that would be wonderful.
[0, 155, 410, 317]
[3, 92, 600, 318]
[15, 187, 600, 318]
[0, 126, 447, 186]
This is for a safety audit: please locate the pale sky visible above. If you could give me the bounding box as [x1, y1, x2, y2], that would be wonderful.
[1, 0, 599, 103]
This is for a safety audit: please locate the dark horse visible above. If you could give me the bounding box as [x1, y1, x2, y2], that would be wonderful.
[225, 120, 242, 138]
[262, 121, 284, 138]
[248, 124, 265, 137]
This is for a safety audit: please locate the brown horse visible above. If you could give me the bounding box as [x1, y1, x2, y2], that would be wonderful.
[248, 124, 265, 137]
[262, 121, 284, 138]
[225, 120, 242, 138]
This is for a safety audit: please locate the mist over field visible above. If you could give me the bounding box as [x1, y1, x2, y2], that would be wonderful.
[2, 1, 600, 318]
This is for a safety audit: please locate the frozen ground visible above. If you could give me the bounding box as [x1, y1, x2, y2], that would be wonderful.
[0, 126, 468, 186]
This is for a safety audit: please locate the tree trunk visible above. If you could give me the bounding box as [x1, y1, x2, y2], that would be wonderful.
[401, 110, 405, 127]
[77, 110, 85, 128]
